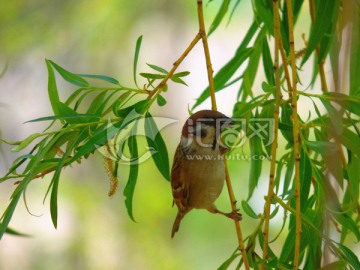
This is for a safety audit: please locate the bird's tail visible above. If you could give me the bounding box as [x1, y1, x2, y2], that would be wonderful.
[171, 212, 184, 238]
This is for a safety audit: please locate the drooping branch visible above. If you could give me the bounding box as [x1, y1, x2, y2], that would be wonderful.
[196, 0, 249, 269]
[262, 0, 283, 267]
[285, 0, 302, 268]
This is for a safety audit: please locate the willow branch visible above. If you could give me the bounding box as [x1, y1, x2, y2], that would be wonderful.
[197, 0, 217, 111]
[148, 33, 202, 99]
[285, 1, 302, 268]
[196, 0, 248, 269]
[262, 1, 283, 267]
[224, 159, 250, 270]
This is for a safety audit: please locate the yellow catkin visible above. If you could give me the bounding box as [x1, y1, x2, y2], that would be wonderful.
[104, 144, 118, 197]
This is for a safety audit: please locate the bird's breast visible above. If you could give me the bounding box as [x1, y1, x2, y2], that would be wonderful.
[183, 152, 225, 209]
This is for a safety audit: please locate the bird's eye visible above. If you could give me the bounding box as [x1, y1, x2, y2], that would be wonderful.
[200, 128, 207, 138]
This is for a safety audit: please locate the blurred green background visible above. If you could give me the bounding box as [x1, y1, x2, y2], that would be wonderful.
[2, 0, 350, 269]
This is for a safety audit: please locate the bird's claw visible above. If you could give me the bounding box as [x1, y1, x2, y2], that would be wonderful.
[225, 210, 242, 221]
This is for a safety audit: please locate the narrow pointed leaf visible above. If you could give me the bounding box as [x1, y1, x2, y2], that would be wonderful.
[301, 1, 341, 65]
[45, 60, 61, 116]
[144, 112, 170, 181]
[208, 0, 232, 36]
[350, 6, 360, 95]
[156, 95, 167, 107]
[247, 117, 263, 199]
[48, 60, 89, 87]
[147, 63, 168, 74]
[241, 200, 259, 219]
[124, 136, 139, 221]
[338, 243, 360, 269]
[78, 74, 120, 85]
[11, 133, 43, 152]
[133, 35, 143, 88]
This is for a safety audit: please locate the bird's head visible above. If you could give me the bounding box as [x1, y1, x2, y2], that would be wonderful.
[180, 110, 233, 151]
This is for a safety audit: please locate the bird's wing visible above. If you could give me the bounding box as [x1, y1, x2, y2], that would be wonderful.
[171, 145, 189, 213]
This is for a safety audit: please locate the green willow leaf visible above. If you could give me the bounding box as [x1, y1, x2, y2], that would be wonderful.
[170, 76, 188, 86]
[144, 112, 170, 181]
[124, 136, 139, 222]
[217, 249, 239, 270]
[346, 155, 360, 211]
[48, 60, 89, 87]
[279, 227, 295, 263]
[247, 117, 263, 200]
[253, 0, 273, 35]
[350, 6, 360, 95]
[45, 59, 61, 116]
[262, 37, 275, 86]
[282, 151, 294, 198]
[139, 73, 166, 80]
[304, 140, 338, 155]
[112, 91, 132, 113]
[340, 128, 360, 157]
[133, 35, 143, 88]
[78, 74, 120, 85]
[318, 7, 339, 63]
[147, 63, 168, 74]
[303, 210, 322, 269]
[50, 168, 60, 228]
[115, 99, 151, 118]
[240, 29, 266, 98]
[156, 95, 167, 107]
[25, 114, 99, 123]
[274, 155, 286, 195]
[241, 200, 259, 219]
[57, 102, 82, 124]
[259, 101, 275, 156]
[4, 226, 30, 237]
[173, 71, 190, 77]
[301, 0, 341, 65]
[11, 133, 43, 152]
[338, 243, 360, 269]
[86, 91, 107, 115]
[299, 150, 312, 212]
[50, 132, 80, 229]
[280, 104, 294, 144]
[208, 0, 232, 36]
[69, 122, 122, 163]
[333, 212, 360, 241]
[269, 205, 279, 219]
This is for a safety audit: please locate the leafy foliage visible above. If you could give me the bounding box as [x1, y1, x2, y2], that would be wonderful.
[0, 40, 190, 238]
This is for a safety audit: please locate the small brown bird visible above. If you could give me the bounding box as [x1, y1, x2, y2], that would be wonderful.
[171, 110, 242, 238]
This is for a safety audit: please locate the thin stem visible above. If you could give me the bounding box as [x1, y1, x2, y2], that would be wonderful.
[285, 0, 302, 268]
[148, 33, 202, 99]
[309, 0, 328, 92]
[196, 0, 248, 268]
[262, 1, 282, 267]
[224, 159, 250, 270]
[279, 39, 293, 98]
[197, 0, 217, 111]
